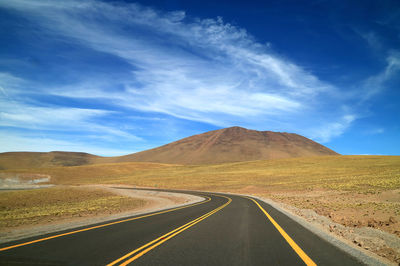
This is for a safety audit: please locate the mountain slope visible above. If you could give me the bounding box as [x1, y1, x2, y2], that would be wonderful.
[115, 126, 338, 164]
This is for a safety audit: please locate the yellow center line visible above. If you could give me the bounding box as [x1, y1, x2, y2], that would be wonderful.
[245, 196, 317, 266]
[0, 195, 211, 252]
[107, 210, 214, 266]
[107, 195, 232, 266]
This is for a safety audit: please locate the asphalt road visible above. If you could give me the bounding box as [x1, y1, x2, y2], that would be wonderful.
[0, 189, 363, 265]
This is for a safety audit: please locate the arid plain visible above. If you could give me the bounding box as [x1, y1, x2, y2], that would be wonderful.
[1, 128, 400, 263]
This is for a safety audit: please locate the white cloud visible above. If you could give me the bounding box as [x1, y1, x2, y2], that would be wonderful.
[0, 0, 373, 143]
[0, 72, 24, 85]
[365, 128, 385, 135]
[0, 98, 140, 140]
[362, 51, 400, 100]
[0, 72, 26, 96]
[309, 114, 356, 143]
[357, 30, 383, 51]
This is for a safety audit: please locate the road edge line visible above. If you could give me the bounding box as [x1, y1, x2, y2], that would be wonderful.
[244, 196, 317, 266]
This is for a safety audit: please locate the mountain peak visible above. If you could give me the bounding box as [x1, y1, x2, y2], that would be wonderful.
[223, 126, 248, 130]
[117, 127, 338, 164]
[0, 127, 339, 169]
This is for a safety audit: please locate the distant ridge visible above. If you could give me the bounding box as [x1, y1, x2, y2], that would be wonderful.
[0, 151, 102, 170]
[0, 127, 338, 169]
[113, 126, 338, 164]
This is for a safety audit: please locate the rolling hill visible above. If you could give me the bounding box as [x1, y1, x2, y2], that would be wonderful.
[0, 127, 338, 169]
[0, 151, 103, 170]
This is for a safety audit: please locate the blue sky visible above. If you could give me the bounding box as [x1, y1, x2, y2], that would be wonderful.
[0, 0, 399, 156]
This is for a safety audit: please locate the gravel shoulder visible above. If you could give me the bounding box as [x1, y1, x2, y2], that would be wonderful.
[239, 193, 397, 266]
[0, 185, 204, 244]
[255, 196, 396, 266]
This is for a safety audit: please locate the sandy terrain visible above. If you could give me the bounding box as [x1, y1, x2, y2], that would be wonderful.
[0, 185, 203, 244]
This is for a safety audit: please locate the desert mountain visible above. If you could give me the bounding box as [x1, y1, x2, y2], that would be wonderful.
[114, 126, 338, 164]
[0, 127, 338, 169]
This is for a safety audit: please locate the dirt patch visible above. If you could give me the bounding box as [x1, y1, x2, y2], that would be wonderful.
[0, 173, 52, 190]
[0, 185, 203, 244]
[85, 184, 203, 219]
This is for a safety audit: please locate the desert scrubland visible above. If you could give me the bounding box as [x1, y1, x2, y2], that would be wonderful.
[1, 155, 399, 262]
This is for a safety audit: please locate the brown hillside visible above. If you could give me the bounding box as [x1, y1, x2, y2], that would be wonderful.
[0, 151, 103, 170]
[115, 126, 338, 164]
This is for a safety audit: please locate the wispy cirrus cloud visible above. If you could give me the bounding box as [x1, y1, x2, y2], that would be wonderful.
[0, 131, 136, 156]
[0, 0, 349, 137]
[0, 101, 138, 139]
[0, 72, 141, 150]
[362, 52, 400, 101]
[0, 0, 396, 155]
[308, 114, 356, 143]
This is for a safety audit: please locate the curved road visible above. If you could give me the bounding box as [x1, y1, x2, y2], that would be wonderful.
[0, 188, 362, 265]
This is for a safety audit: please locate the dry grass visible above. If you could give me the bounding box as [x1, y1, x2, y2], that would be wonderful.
[2, 155, 400, 234]
[0, 186, 145, 229]
[4, 155, 398, 231]
[2, 155, 399, 192]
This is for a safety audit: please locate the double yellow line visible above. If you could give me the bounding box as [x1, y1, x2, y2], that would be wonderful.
[107, 195, 232, 266]
[0, 196, 211, 252]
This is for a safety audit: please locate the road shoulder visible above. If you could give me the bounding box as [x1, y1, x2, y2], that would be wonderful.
[235, 192, 395, 266]
[0, 185, 204, 244]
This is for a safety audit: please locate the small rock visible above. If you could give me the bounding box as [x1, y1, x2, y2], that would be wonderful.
[353, 237, 364, 247]
[367, 218, 376, 227]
